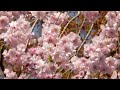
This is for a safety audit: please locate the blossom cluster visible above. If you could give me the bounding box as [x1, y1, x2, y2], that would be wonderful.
[0, 11, 120, 79]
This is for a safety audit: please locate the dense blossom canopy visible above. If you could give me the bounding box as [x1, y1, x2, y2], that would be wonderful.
[0, 11, 120, 79]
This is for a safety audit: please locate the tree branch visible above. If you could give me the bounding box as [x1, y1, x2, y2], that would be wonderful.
[59, 11, 81, 38]
[25, 19, 39, 52]
[76, 24, 94, 54]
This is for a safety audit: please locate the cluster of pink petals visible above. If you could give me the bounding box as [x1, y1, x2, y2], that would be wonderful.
[1, 11, 120, 79]
[82, 11, 120, 78]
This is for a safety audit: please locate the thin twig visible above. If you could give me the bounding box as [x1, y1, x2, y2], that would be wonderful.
[68, 23, 94, 60]
[78, 16, 85, 42]
[0, 45, 5, 77]
[67, 70, 72, 79]
[78, 16, 85, 34]
[117, 30, 120, 53]
[30, 19, 36, 25]
[76, 24, 94, 54]
[59, 11, 71, 26]
[54, 12, 62, 25]
[57, 67, 63, 73]
[25, 19, 39, 52]
[62, 69, 71, 76]
[59, 11, 81, 38]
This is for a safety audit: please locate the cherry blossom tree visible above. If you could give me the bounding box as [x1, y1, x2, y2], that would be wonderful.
[0, 11, 120, 79]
